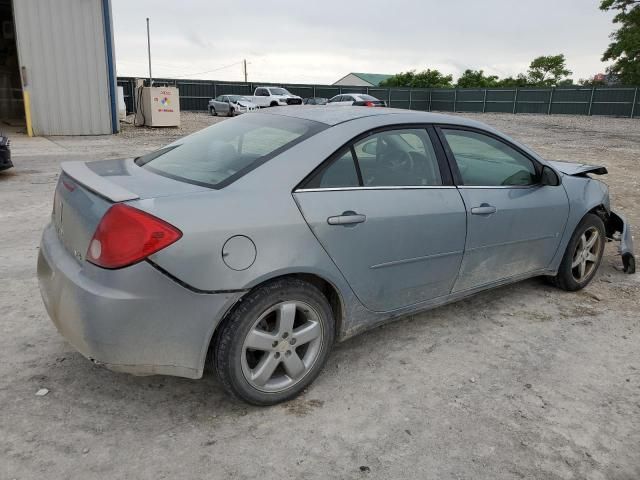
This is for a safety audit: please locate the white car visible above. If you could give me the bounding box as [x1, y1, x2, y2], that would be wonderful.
[208, 95, 258, 117]
[327, 93, 386, 107]
[247, 87, 303, 107]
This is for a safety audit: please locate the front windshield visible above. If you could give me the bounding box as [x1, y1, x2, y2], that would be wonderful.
[227, 95, 241, 102]
[136, 114, 325, 188]
[270, 88, 290, 95]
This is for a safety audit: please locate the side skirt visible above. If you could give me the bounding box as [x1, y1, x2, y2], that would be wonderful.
[338, 268, 554, 341]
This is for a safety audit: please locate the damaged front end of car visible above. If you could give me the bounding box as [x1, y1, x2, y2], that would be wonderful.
[548, 160, 635, 274]
[605, 211, 635, 274]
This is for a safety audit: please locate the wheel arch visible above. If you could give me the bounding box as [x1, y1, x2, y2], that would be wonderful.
[203, 271, 345, 373]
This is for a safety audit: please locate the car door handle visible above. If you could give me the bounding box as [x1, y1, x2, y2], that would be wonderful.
[470, 204, 497, 215]
[327, 212, 366, 226]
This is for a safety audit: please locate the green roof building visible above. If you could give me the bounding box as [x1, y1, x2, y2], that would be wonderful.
[333, 72, 393, 87]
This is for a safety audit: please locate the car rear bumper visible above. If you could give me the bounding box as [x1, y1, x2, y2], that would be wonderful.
[37, 223, 244, 378]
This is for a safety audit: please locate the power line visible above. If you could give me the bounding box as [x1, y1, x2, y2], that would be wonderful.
[173, 61, 244, 79]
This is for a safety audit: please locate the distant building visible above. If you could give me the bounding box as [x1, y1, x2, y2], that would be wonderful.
[333, 72, 393, 87]
[593, 73, 619, 86]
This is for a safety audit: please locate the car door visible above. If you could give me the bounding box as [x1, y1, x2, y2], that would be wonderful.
[217, 96, 230, 114]
[254, 88, 269, 107]
[293, 127, 467, 312]
[437, 127, 569, 292]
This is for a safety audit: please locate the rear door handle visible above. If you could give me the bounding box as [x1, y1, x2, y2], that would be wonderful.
[470, 204, 497, 215]
[327, 211, 366, 226]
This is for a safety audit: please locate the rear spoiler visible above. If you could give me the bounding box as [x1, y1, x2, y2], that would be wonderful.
[546, 160, 608, 177]
[61, 161, 139, 202]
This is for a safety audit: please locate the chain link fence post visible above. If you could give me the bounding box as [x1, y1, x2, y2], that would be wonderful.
[482, 88, 487, 113]
[547, 88, 554, 115]
[512, 88, 519, 114]
[630, 87, 638, 118]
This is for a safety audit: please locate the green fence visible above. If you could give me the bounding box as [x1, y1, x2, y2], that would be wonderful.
[117, 77, 640, 119]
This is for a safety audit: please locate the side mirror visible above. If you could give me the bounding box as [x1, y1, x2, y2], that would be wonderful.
[541, 165, 561, 186]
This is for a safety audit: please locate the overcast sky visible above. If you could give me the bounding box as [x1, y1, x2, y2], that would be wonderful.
[112, 0, 616, 84]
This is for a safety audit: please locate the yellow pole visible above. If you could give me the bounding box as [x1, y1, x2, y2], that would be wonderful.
[22, 89, 34, 137]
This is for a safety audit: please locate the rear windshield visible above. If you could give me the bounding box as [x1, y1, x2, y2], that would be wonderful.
[136, 114, 325, 189]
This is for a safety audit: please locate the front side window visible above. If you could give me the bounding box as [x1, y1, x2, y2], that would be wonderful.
[442, 129, 538, 186]
[137, 114, 325, 188]
[353, 129, 442, 187]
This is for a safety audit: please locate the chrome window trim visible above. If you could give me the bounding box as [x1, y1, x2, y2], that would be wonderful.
[295, 186, 457, 193]
[457, 184, 543, 190]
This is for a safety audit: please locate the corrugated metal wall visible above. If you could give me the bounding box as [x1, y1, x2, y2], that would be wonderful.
[12, 0, 116, 135]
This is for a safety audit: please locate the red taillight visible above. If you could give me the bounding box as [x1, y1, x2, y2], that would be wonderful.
[87, 204, 182, 269]
[365, 101, 375, 107]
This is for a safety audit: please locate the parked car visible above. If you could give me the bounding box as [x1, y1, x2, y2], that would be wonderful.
[208, 95, 258, 117]
[328, 93, 386, 107]
[0, 135, 12, 171]
[247, 86, 303, 107]
[38, 107, 635, 406]
[304, 97, 328, 105]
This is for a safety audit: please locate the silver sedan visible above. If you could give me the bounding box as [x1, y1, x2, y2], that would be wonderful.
[38, 107, 635, 405]
[208, 95, 258, 116]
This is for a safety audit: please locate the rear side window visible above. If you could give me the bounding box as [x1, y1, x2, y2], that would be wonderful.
[304, 150, 359, 189]
[137, 114, 325, 189]
[442, 129, 538, 186]
[302, 128, 443, 189]
[353, 129, 442, 187]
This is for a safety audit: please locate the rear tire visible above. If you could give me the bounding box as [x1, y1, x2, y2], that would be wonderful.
[550, 213, 605, 291]
[214, 278, 334, 405]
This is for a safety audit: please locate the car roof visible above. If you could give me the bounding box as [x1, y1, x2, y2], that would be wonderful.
[255, 105, 490, 129]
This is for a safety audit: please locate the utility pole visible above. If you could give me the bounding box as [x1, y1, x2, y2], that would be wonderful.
[243, 59, 248, 83]
[146, 18, 153, 86]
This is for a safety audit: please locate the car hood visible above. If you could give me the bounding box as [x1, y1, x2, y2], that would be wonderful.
[547, 160, 608, 177]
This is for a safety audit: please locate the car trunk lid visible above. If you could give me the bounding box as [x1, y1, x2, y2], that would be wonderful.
[54, 159, 208, 263]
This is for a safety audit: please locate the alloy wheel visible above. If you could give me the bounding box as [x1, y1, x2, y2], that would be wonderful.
[571, 226, 601, 282]
[241, 301, 323, 393]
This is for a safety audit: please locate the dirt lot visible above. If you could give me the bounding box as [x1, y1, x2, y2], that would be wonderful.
[1, 112, 639, 480]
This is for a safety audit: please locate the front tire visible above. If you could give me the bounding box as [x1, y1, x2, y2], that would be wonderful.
[550, 213, 605, 291]
[214, 278, 334, 405]
[270, 101, 278, 107]
[209, 106, 217, 116]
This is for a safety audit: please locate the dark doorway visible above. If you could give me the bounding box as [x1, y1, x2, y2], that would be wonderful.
[0, 0, 24, 126]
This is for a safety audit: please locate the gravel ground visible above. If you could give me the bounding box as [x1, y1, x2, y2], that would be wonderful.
[1, 111, 639, 480]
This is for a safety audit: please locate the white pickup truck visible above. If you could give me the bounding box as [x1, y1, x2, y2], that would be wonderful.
[247, 86, 303, 107]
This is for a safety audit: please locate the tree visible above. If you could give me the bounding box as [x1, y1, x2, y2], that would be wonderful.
[578, 76, 607, 87]
[495, 74, 530, 88]
[456, 69, 500, 88]
[526, 54, 573, 86]
[600, 0, 640, 85]
[380, 69, 454, 88]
